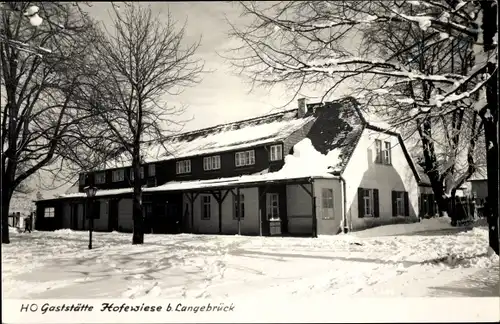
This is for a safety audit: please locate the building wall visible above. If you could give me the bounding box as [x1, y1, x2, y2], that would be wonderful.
[286, 184, 313, 235]
[313, 179, 343, 235]
[343, 128, 420, 231]
[94, 199, 109, 231]
[118, 199, 133, 232]
[182, 188, 260, 235]
[62, 203, 71, 229]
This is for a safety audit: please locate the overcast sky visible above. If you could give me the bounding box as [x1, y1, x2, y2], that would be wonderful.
[29, 1, 352, 199]
[85, 1, 310, 131]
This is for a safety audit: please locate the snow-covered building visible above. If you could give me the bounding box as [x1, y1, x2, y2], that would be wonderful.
[35, 97, 424, 236]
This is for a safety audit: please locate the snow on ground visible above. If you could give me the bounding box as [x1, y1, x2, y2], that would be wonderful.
[2, 219, 499, 300]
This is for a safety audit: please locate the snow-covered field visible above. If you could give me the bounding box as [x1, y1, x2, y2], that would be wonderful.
[2, 218, 499, 300]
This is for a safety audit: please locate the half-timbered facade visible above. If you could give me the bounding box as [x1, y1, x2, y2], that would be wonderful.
[35, 97, 424, 236]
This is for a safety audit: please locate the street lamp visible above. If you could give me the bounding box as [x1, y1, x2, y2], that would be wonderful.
[84, 186, 97, 250]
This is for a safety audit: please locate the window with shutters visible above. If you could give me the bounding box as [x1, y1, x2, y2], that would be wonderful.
[363, 189, 374, 217]
[396, 192, 405, 216]
[358, 188, 379, 218]
[266, 193, 279, 221]
[270, 144, 283, 161]
[392, 190, 409, 216]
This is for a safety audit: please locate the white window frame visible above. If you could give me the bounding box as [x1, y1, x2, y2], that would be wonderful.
[95, 172, 106, 184]
[112, 169, 125, 182]
[321, 188, 334, 219]
[363, 189, 374, 217]
[270, 144, 283, 161]
[148, 164, 156, 177]
[266, 193, 280, 221]
[201, 195, 211, 220]
[176, 160, 191, 174]
[44, 207, 55, 218]
[383, 141, 392, 164]
[235, 150, 255, 167]
[233, 194, 245, 220]
[130, 167, 144, 180]
[203, 155, 221, 171]
[375, 139, 382, 163]
[396, 191, 405, 216]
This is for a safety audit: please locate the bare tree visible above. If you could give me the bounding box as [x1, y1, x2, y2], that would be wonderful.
[1, 2, 99, 244]
[226, 0, 498, 254]
[351, 7, 485, 217]
[81, 3, 204, 244]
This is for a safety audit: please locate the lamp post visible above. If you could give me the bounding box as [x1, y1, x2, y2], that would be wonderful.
[84, 186, 97, 250]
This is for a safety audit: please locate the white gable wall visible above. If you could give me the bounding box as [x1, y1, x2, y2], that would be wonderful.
[342, 128, 419, 230]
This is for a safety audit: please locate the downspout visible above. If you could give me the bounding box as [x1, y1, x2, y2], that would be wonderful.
[333, 171, 348, 234]
[310, 177, 317, 238]
[339, 175, 348, 233]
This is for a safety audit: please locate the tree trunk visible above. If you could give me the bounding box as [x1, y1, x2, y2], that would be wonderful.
[482, 60, 499, 255]
[131, 154, 144, 245]
[1, 184, 12, 244]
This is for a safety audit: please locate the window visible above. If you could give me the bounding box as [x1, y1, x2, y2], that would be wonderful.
[375, 140, 391, 165]
[363, 189, 373, 217]
[375, 140, 382, 163]
[270, 144, 283, 161]
[235, 150, 255, 167]
[95, 172, 106, 184]
[201, 195, 211, 220]
[396, 192, 405, 216]
[112, 169, 125, 182]
[321, 188, 334, 219]
[142, 203, 153, 217]
[233, 194, 245, 220]
[148, 164, 156, 177]
[44, 207, 55, 218]
[203, 155, 221, 171]
[383, 141, 392, 164]
[79, 174, 85, 186]
[266, 193, 279, 221]
[176, 160, 191, 174]
[130, 167, 144, 180]
[393, 191, 409, 216]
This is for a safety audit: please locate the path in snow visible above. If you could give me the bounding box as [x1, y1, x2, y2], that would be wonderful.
[2, 219, 499, 299]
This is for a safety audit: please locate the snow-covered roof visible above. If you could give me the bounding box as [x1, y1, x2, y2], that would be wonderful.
[469, 167, 487, 181]
[97, 109, 315, 170]
[44, 138, 341, 201]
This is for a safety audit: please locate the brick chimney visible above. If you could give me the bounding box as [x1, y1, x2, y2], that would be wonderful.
[297, 98, 307, 118]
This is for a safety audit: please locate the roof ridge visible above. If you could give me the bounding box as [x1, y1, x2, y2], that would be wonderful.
[166, 108, 298, 141]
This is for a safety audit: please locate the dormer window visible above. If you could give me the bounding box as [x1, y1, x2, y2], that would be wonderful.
[270, 144, 283, 161]
[79, 174, 86, 186]
[235, 150, 255, 167]
[203, 155, 221, 171]
[95, 172, 106, 184]
[148, 164, 156, 177]
[130, 166, 144, 180]
[112, 169, 125, 182]
[176, 160, 191, 174]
